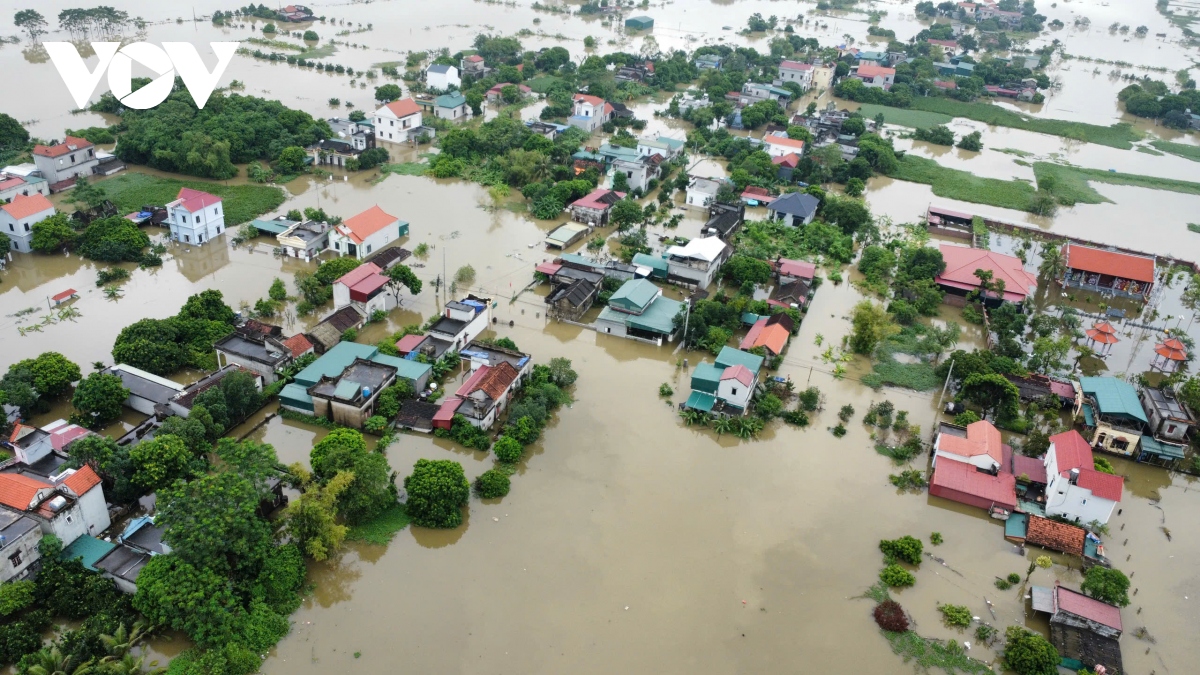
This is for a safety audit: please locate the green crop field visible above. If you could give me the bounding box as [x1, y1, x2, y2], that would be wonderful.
[856, 104, 953, 129]
[96, 172, 286, 225]
[1150, 139, 1200, 162]
[887, 155, 1037, 211]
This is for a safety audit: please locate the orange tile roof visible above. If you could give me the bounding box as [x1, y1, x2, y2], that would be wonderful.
[62, 465, 102, 496]
[1026, 515, 1085, 556]
[470, 361, 519, 401]
[1, 193, 54, 220]
[573, 93, 605, 107]
[1063, 243, 1155, 283]
[281, 333, 314, 358]
[338, 206, 398, 244]
[930, 456, 1017, 510]
[174, 188, 222, 213]
[32, 135, 93, 158]
[1074, 468, 1124, 502]
[937, 244, 1038, 302]
[938, 420, 1004, 465]
[381, 98, 421, 118]
[765, 134, 806, 150]
[0, 473, 50, 510]
[856, 64, 895, 78]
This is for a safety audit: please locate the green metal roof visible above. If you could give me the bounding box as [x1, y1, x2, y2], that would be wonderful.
[61, 534, 116, 572]
[558, 252, 605, 270]
[333, 380, 362, 400]
[1082, 403, 1095, 427]
[1139, 435, 1185, 459]
[657, 136, 685, 150]
[691, 362, 723, 394]
[631, 253, 669, 277]
[625, 15, 654, 28]
[1079, 377, 1148, 424]
[597, 144, 642, 163]
[249, 218, 296, 235]
[372, 353, 433, 384]
[715, 346, 763, 375]
[436, 93, 467, 108]
[740, 312, 765, 326]
[293, 341, 431, 389]
[1004, 511, 1028, 540]
[280, 383, 314, 412]
[627, 296, 682, 335]
[608, 279, 660, 313]
[684, 391, 716, 412]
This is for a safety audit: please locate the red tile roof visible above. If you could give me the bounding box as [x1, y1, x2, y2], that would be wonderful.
[433, 397, 463, 425]
[51, 289, 78, 303]
[776, 258, 815, 279]
[571, 188, 625, 211]
[937, 244, 1038, 302]
[535, 262, 562, 276]
[339, 206, 398, 244]
[573, 93, 605, 107]
[741, 186, 772, 198]
[174, 188, 222, 213]
[856, 64, 895, 78]
[1, 193, 54, 220]
[1055, 585, 1122, 632]
[933, 80, 958, 90]
[33, 136, 93, 158]
[938, 420, 1004, 465]
[1074, 468, 1124, 502]
[281, 333, 314, 358]
[771, 152, 801, 168]
[1026, 515, 1085, 555]
[487, 83, 532, 95]
[931, 457, 1017, 510]
[739, 319, 787, 355]
[62, 465, 102, 496]
[395, 333, 426, 354]
[457, 361, 519, 401]
[1063, 243, 1155, 283]
[764, 134, 806, 150]
[779, 60, 813, 71]
[0, 473, 49, 510]
[465, 54, 484, 62]
[721, 364, 754, 387]
[1011, 454, 1047, 484]
[47, 423, 90, 452]
[0, 175, 27, 191]
[381, 98, 422, 118]
[335, 261, 387, 294]
[1049, 430, 1092, 472]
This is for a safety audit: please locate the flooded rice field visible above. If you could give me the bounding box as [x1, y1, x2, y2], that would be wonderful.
[2, 0, 1200, 672]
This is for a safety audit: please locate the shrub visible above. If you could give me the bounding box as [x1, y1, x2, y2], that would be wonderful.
[831, 424, 847, 437]
[994, 577, 1012, 590]
[659, 382, 673, 397]
[879, 564, 915, 587]
[953, 410, 981, 426]
[838, 404, 855, 422]
[363, 416, 388, 435]
[1035, 555, 1053, 569]
[1006, 572, 1021, 584]
[755, 393, 783, 419]
[493, 435, 523, 463]
[782, 409, 809, 426]
[798, 387, 822, 411]
[403, 459, 470, 529]
[939, 604, 971, 627]
[880, 535, 923, 565]
[475, 470, 511, 498]
[930, 532, 943, 545]
[873, 599, 909, 632]
[1003, 626, 1059, 675]
[1080, 566, 1130, 607]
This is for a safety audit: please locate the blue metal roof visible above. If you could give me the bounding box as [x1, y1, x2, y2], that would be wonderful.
[684, 391, 716, 412]
[60, 534, 116, 572]
[1079, 376, 1147, 424]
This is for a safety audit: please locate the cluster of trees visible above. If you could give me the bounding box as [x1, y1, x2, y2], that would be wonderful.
[857, 239, 948, 319]
[486, 359, 578, 461]
[56, 7, 132, 36]
[0, 112, 29, 164]
[1119, 80, 1200, 128]
[0, 351, 80, 418]
[112, 290, 238, 375]
[677, 295, 800, 355]
[97, 85, 331, 179]
[31, 213, 155, 265]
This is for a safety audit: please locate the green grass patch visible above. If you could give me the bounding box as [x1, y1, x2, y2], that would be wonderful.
[1189, 223, 1200, 234]
[888, 155, 1037, 211]
[0, 448, 11, 462]
[883, 630, 993, 674]
[1150, 139, 1200, 162]
[905, 98, 1142, 149]
[1136, 146, 1165, 156]
[379, 162, 429, 177]
[861, 324, 944, 392]
[346, 503, 411, 545]
[857, 104, 953, 128]
[97, 172, 286, 226]
[526, 75, 565, 94]
[1032, 161, 1200, 205]
[994, 147, 1033, 157]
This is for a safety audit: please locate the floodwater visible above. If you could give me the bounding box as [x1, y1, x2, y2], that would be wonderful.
[2, 0, 1200, 673]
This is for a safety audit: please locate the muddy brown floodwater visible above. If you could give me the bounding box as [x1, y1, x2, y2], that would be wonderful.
[2, 0, 1200, 672]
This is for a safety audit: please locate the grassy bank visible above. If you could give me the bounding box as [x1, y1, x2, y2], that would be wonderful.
[1150, 139, 1200, 162]
[887, 155, 1037, 211]
[1032, 162, 1200, 205]
[857, 104, 953, 129]
[346, 503, 411, 545]
[97, 172, 286, 225]
[896, 98, 1142, 149]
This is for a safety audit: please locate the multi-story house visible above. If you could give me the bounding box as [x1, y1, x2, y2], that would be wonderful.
[32, 136, 98, 189]
[0, 193, 56, 253]
[166, 188, 225, 245]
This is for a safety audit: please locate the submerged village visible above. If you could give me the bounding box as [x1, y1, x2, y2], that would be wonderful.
[1, 1, 1200, 674]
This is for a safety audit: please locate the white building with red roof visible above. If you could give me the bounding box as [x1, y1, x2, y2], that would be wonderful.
[374, 98, 424, 143]
[569, 93, 615, 132]
[32, 136, 98, 187]
[763, 132, 806, 158]
[1045, 430, 1124, 525]
[852, 64, 896, 90]
[0, 173, 49, 204]
[778, 60, 814, 90]
[936, 243, 1039, 305]
[333, 262, 396, 316]
[329, 205, 406, 259]
[933, 419, 1004, 472]
[166, 187, 225, 245]
[0, 193, 56, 253]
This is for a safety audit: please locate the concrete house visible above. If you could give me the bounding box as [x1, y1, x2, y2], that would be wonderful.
[487, 83, 532, 102]
[329, 205, 407, 259]
[1031, 584, 1124, 675]
[766, 191, 820, 226]
[374, 98, 424, 143]
[0, 431, 110, 549]
[332, 262, 396, 316]
[308, 357, 398, 428]
[280, 341, 432, 416]
[435, 92, 470, 120]
[94, 516, 170, 594]
[738, 82, 792, 107]
[0, 173, 49, 203]
[1044, 430, 1124, 525]
[450, 361, 522, 429]
[568, 188, 625, 226]
[852, 64, 896, 90]
[929, 452, 1017, 513]
[663, 236, 730, 289]
[428, 297, 492, 352]
[426, 64, 461, 90]
[32, 136, 98, 189]
[612, 154, 662, 193]
[778, 60, 814, 90]
[102, 364, 185, 415]
[0, 510, 42, 582]
[685, 176, 722, 208]
[167, 188, 225, 246]
[763, 133, 806, 158]
[636, 135, 685, 160]
[1138, 387, 1193, 463]
[0, 193, 56, 253]
[594, 279, 683, 344]
[694, 54, 723, 70]
[569, 94, 615, 133]
[461, 53, 487, 76]
[214, 331, 292, 385]
[685, 347, 764, 415]
[276, 219, 331, 261]
[933, 420, 1004, 473]
[307, 117, 376, 168]
[1080, 376, 1147, 457]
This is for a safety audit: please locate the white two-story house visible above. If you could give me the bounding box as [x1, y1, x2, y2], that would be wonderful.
[167, 188, 225, 245]
[374, 98, 424, 143]
[663, 236, 730, 289]
[1, 193, 56, 253]
[32, 136, 98, 188]
[1044, 430, 1124, 525]
[329, 205, 407, 259]
[428, 297, 492, 352]
[778, 60, 814, 90]
[932, 419, 1003, 473]
[568, 94, 615, 133]
[332, 262, 396, 316]
[426, 64, 461, 90]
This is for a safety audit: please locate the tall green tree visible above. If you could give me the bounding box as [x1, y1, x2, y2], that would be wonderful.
[15, 352, 81, 398]
[283, 466, 351, 561]
[133, 555, 243, 648]
[958, 372, 1020, 422]
[130, 434, 199, 491]
[1080, 566, 1130, 607]
[71, 372, 129, 429]
[850, 300, 898, 355]
[386, 264, 423, 302]
[404, 459, 470, 529]
[156, 472, 273, 578]
[0, 112, 30, 154]
[310, 429, 396, 524]
[13, 10, 47, 40]
[30, 214, 79, 254]
[1002, 626, 1059, 675]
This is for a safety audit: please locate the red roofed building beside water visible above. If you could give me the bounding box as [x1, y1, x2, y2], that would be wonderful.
[930, 456, 1017, 512]
[1044, 430, 1124, 525]
[330, 205, 406, 260]
[1061, 242, 1155, 300]
[936, 244, 1039, 305]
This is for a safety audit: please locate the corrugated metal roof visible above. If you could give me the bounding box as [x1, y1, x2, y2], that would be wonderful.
[60, 534, 116, 572]
[684, 391, 715, 412]
[1080, 377, 1148, 423]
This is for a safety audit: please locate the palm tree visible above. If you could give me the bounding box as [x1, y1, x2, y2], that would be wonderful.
[25, 647, 94, 675]
[1037, 243, 1066, 286]
[100, 654, 164, 675]
[679, 409, 701, 426]
[100, 622, 155, 660]
[712, 416, 734, 435]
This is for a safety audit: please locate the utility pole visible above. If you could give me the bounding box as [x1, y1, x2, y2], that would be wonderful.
[935, 359, 955, 415]
[442, 246, 447, 304]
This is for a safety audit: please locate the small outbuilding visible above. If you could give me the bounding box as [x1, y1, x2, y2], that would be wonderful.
[625, 16, 654, 29]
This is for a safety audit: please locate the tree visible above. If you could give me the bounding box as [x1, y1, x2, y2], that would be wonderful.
[14, 10, 48, 40]
[879, 535, 923, 564]
[0, 113, 28, 156]
[914, 125, 956, 145]
[160, 415, 209, 454]
[17, 352, 81, 398]
[310, 429, 396, 524]
[959, 372, 1020, 422]
[845, 177, 865, 197]
[283, 467, 350, 561]
[1080, 566, 1130, 607]
[850, 301, 897, 355]
[130, 434, 198, 492]
[475, 469, 511, 498]
[404, 459, 470, 528]
[547, 357, 579, 386]
[493, 435, 523, 463]
[609, 198, 642, 232]
[0, 231, 10, 254]
[1027, 335, 1071, 374]
[375, 84, 402, 102]
[385, 264, 422, 304]
[722, 255, 772, 286]
[134, 555, 243, 648]
[30, 214, 78, 253]
[841, 116, 866, 136]
[275, 146, 308, 175]
[1037, 242, 1065, 282]
[69, 175, 108, 209]
[612, 170, 630, 193]
[71, 372, 129, 428]
[179, 289, 237, 324]
[156, 472, 273, 578]
[821, 195, 872, 235]
[1002, 626, 1059, 675]
[268, 278, 287, 302]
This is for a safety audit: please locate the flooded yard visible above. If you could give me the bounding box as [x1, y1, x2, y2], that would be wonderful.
[2, 0, 1200, 672]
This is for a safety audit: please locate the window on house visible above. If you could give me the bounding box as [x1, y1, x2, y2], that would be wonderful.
[1113, 438, 1129, 451]
[184, 235, 190, 243]
[366, 245, 372, 253]
[9, 551, 21, 567]
[88, 149, 93, 157]
[24, 223, 30, 232]
[1167, 424, 1177, 434]
[66, 515, 73, 524]
[195, 216, 200, 224]
[70, 154, 75, 162]
[731, 388, 738, 396]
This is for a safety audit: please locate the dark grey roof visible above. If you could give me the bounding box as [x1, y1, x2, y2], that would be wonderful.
[547, 278, 597, 308]
[704, 209, 742, 236]
[429, 315, 468, 336]
[124, 521, 168, 555]
[214, 334, 289, 366]
[395, 400, 441, 428]
[0, 510, 39, 550]
[94, 544, 149, 583]
[107, 367, 180, 404]
[1144, 388, 1192, 421]
[428, 64, 453, 74]
[553, 266, 605, 286]
[768, 192, 820, 218]
[366, 246, 412, 269]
